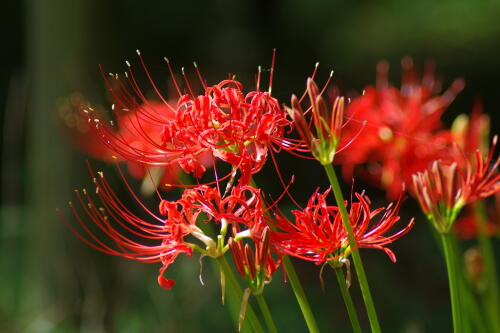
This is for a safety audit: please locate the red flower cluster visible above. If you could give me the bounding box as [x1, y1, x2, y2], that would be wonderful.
[337, 58, 465, 198]
[81, 55, 289, 185]
[61, 54, 417, 294]
[60, 164, 274, 289]
[271, 188, 414, 264]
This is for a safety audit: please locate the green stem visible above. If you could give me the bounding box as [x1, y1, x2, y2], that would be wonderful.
[450, 235, 471, 333]
[333, 266, 362, 333]
[255, 294, 278, 333]
[249, 178, 320, 333]
[283, 256, 321, 333]
[441, 232, 463, 333]
[473, 201, 500, 333]
[323, 163, 381, 333]
[217, 256, 265, 333]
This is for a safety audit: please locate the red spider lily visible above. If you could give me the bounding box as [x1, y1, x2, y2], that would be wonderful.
[271, 188, 414, 264]
[229, 227, 281, 293]
[285, 78, 346, 165]
[412, 136, 499, 233]
[59, 163, 270, 289]
[228, 227, 281, 331]
[337, 58, 465, 199]
[81, 52, 290, 185]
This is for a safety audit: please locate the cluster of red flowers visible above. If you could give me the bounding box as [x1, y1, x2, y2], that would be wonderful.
[61, 53, 423, 293]
[81, 53, 290, 186]
[60, 53, 500, 309]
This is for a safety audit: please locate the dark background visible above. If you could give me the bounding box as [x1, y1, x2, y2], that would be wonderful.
[1, 0, 499, 332]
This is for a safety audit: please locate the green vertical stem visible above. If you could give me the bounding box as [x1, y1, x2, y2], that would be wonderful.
[255, 294, 278, 333]
[217, 256, 265, 333]
[441, 232, 463, 333]
[450, 236, 472, 333]
[473, 201, 500, 332]
[450, 234, 488, 333]
[434, 227, 486, 333]
[249, 178, 320, 333]
[282, 256, 321, 333]
[322, 163, 381, 333]
[333, 266, 362, 333]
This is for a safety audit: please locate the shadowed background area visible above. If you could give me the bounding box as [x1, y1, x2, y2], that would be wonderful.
[1, 0, 499, 332]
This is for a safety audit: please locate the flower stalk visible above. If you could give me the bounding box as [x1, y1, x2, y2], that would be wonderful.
[331, 262, 362, 333]
[282, 256, 321, 333]
[255, 294, 278, 333]
[440, 232, 463, 333]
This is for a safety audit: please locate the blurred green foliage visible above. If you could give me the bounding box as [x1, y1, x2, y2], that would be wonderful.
[1, 0, 498, 332]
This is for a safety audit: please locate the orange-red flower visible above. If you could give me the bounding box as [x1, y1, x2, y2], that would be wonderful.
[271, 188, 414, 264]
[337, 58, 464, 199]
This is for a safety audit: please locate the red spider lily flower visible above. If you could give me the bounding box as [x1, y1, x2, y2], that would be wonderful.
[412, 136, 499, 233]
[337, 58, 465, 199]
[285, 78, 346, 165]
[82, 52, 290, 185]
[228, 227, 281, 331]
[271, 188, 414, 264]
[58, 169, 195, 290]
[450, 109, 498, 238]
[229, 227, 281, 294]
[59, 163, 270, 289]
